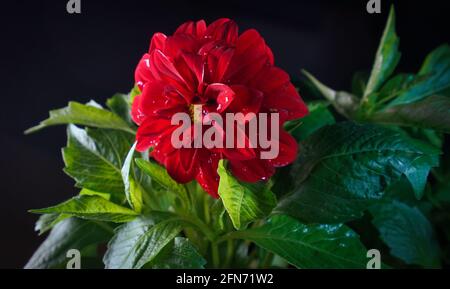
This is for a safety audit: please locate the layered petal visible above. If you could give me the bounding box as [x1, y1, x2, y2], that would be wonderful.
[253, 66, 309, 122]
[228, 158, 275, 183]
[196, 151, 221, 198]
[164, 148, 199, 183]
[175, 20, 207, 38]
[204, 18, 238, 45]
[133, 19, 309, 197]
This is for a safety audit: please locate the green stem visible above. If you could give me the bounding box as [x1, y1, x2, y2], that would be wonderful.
[203, 194, 211, 224]
[141, 189, 154, 210]
[211, 242, 220, 268]
[224, 239, 234, 268]
[92, 221, 115, 235]
[261, 252, 274, 269]
[373, 91, 402, 109]
[431, 168, 446, 183]
[180, 214, 217, 242]
[216, 230, 248, 244]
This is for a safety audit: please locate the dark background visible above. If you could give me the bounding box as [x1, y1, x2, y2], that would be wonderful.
[0, 0, 448, 268]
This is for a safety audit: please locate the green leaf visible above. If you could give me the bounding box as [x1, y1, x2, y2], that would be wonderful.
[217, 160, 276, 230]
[302, 70, 359, 118]
[275, 122, 440, 223]
[135, 158, 189, 207]
[144, 237, 206, 269]
[129, 85, 141, 103]
[364, 6, 401, 98]
[234, 215, 368, 268]
[376, 73, 416, 104]
[25, 101, 134, 134]
[370, 95, 450, 133]
[351, 71, 369, 97]
[370, 201, 441, 268]
[106, 93, 134, 126]
[210, 199, 227, 233]
[30, 195, 139, 223]
[63, 125, 133, 200]
[103, 212, 184, 269]
[79, 188, 111, 200]
[121, 143, 144, 213]
[25, 218, 112, 269]
[388, 44, 450, 107]
[285, 101, 336, 142]
[34, 213, 70, 236]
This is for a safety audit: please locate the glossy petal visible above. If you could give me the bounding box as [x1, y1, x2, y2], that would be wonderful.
[165, 148, 199, 183]
[228, 158, 275, 183]
[150, 49, 193, 102]
[135, 118, 174, 152]
[204, 83, 235, 112]
[227, 85, 263, 114]
[175, 20, 207, 38]
[254, 67, 309, 121]
[205, 18, 238, 45]
[196, 151, 221, 198]
[134, 53, 154, 89]
[132, 19, 308, 197]
[267, 130, 298, 167]
[149, 32, 167, 53]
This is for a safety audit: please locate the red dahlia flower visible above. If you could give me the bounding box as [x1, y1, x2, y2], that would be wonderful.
[132, 18, 308, 198]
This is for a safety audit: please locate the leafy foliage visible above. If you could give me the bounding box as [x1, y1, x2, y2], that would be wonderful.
[63, 125, 133, 201]
[144, 237, 206, 269]
[25, 6, 450, 269]
[370, 201, 441, 268]
[25, 218, 112, 269]
[103, 213, 186, 269]
[227, 215, 368, 268]
[217, 160, 276, 230]
[364, 6, 401, 99]
[30, 195, 139, 223]
[25, 101, 134, 134]
[275, 122, 440, 223]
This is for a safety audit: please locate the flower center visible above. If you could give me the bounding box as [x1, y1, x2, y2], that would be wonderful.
[188, 104, 203, 124]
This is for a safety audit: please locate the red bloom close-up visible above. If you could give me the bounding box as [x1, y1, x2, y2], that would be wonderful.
[131, 18, 308, 197]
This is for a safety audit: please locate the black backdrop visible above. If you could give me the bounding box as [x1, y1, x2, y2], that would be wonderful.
[0, 0, 448, 268]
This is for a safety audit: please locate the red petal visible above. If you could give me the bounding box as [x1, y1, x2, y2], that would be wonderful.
[135, 118, 173, 152]
[220, 123, 257, 161]
[137, 81, 187, 120]
[265, 45, 274, 66]
[164, 148, 199, 183]
[150, 50, 193, 102]
[199, 43, 235, 83]
[205, 18, 238, 45]
[164, 34, 200, 57]
[253, 67, 308, 122]
[131, 93, 145, 125]
[204, 83, 235, 112]
[196, 151, 221, 198]
[223, 29, 271, 84]
[214, 48, 235, 82]
[134, 53, 154, 89]
[267, 130, 298, 167]
[149, 33, 167, 53]
[175, 20, 207, 38]
[174, 52, 204, 91]
[151, 128, 177, 162]
[228, 158, 275, 183]
[227, 85, 263, 114]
